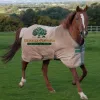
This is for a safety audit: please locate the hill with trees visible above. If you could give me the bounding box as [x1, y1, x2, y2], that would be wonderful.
[0, 2, 100, 31]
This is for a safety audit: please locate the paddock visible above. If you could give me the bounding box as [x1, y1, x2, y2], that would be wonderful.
[0, 32, 100, 100]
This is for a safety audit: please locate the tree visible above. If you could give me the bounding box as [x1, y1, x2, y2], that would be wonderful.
[0, 15, 23, 31]
[20, 9, 36, 26]
[37, 15, 59, 26]
[87, 3, 100, 26]
[37, 7, 70, 20]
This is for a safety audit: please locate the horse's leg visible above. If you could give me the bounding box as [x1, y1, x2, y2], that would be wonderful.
[79, 64, 87, 82]
[70, 68, 88, 100]
[42, 60, 55, 93]
[19, 60, 28, 88]
[72, 64, 87, 85]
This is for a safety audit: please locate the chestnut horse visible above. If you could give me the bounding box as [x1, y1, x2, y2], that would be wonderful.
[2, 6, 88, 99]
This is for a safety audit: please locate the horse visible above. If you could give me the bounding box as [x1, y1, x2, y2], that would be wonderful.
[1, 6, 88, 99]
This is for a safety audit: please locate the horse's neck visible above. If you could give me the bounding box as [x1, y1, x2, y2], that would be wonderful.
[68, 25, 83, 45]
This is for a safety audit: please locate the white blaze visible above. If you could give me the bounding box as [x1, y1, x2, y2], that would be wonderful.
[80, 14, 85, 29]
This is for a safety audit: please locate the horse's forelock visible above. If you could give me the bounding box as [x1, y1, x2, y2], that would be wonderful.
[61, 11, 76, 29]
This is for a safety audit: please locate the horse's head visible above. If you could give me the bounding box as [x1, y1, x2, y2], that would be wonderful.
[62, 6, 88, 38]
[74, 6, 88, 38]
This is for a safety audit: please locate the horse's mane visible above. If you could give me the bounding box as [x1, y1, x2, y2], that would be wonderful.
[61, 11, 76, 29]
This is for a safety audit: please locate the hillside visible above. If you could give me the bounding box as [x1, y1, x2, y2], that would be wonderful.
[0, 1, 99, 14]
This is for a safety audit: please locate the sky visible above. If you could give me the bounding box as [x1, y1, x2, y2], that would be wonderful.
[0, 0, 99, 4]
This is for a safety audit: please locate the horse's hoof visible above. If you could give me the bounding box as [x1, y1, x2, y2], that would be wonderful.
[19, 82, 24, 88]
[50, 90, 56, 93]
[72, 82, 76, 85]
[80, 95, 88, 100]
[78, 92, 88, 100]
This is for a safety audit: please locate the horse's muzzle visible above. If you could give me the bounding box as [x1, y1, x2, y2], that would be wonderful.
[81, 31, 88, 38]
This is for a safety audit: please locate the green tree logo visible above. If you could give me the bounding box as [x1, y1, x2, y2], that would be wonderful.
[32, 27, 47, 38]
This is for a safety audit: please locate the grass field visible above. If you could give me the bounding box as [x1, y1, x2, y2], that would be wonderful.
[0, 32, 100, 100]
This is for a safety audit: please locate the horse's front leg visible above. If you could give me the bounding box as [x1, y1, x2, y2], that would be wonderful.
[19, 60, 28, 88]
[42, 60, 55, 93]
[70, 68, 88, 100]
[72, 64, 87, 85]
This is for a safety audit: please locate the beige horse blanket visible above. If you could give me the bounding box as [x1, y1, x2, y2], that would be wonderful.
[20, 24, 85, 68]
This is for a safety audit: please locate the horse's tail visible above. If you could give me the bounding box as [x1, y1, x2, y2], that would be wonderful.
[1, 28, 22, 63]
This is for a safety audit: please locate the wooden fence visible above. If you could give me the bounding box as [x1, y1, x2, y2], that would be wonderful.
[88, 26, 100, 32]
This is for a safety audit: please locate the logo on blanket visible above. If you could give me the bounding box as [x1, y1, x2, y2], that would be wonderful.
[75, 45, 85, 53]
[32, 27, 47, 38]
[24, 27, 55, 45]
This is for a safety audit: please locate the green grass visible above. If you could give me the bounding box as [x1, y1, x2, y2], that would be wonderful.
[0, 32, 100, 100]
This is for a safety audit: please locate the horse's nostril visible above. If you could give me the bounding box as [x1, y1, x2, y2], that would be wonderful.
[80, 31, 83, 35]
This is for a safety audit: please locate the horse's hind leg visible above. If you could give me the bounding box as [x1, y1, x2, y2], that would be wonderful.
[19, 60, 28, 88]
[72, 64, 87, 85]
[42, 60, 55, 93]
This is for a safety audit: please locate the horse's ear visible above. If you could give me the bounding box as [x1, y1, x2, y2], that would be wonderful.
[84, 5, 88, 11]
[76, 6, 81, 12]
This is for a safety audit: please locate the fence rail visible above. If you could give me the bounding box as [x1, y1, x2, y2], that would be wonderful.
[88, 26, 100, 32]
